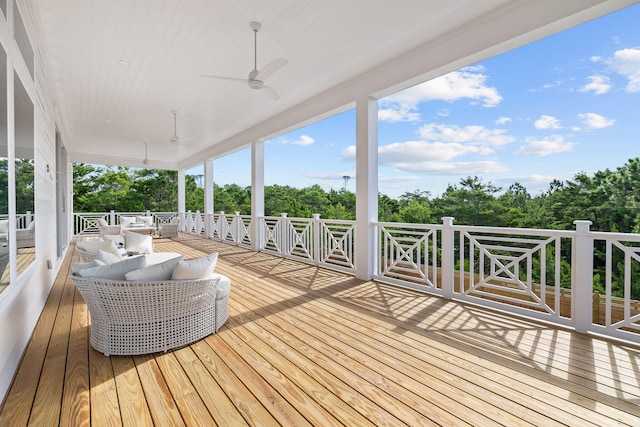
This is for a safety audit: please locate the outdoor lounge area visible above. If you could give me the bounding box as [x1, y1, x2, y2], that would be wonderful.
[1, 233, 638, 426]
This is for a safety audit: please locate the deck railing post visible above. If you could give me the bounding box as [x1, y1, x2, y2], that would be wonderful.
[312, 214, 321, 265]
[110, 210, 115, 225]
[441, 217, 455, 299]
[280, 213, 288, 256]
[234, 212, 241, 245]
[573, 220, 593, 333]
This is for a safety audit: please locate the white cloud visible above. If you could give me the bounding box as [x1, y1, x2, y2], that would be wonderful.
[534, 115, 562, 130]
[279, 135, 315, 145]
[577, 112, 615, 129]
[579, 75, 612, 95]
[515, 135, 575, 156]
[418, 123, 515, 147]
[378, 174, 420, 183]
[607, 47, 640, 92]
[342, 139, 508, 175]
[304, 172, 355, 180]
[495, 116, 512, 125]
[378, 107, 420, 123]
[392, 160, 509, 175]
[379, 66, 502, 122]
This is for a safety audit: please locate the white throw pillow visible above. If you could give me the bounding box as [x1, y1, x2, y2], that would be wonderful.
[78, 256, 147, 280]
[125, 255, 184, 281]
[136, 216, 153, 226]
[171, 253, 218, 280]
[212, 273, 231, 298]
[70, 259, 105, 274]
[103, 233, 126, 247]
[119, 216, 137, 227]
[95, 249, 122, 264]
[124, 230, 153, 254]
[97, 217, 109, 227]
[76, 239, 120, 256]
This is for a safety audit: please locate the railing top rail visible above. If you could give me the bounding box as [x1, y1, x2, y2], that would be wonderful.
[589, 230, 640, 241]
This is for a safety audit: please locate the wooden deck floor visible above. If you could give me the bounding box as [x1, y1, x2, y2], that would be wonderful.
[1, 234, 639, 426]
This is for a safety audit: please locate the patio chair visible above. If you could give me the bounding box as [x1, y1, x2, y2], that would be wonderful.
[16, 221, 35, 248]
[159, 217, 180, 238]
[98, 217, 121, 237]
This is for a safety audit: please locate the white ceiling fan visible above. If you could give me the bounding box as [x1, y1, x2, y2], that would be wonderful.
[202, 21, 287, 100]
[169, 110, 196, 145]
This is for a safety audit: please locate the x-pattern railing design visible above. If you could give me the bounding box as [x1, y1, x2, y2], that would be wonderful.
[287, 219, 312, 260]
[319, 222, 354, 269]
[604, 239, 640, 333]
[461, 232, 559, 314]
[376, 224, 439, 291]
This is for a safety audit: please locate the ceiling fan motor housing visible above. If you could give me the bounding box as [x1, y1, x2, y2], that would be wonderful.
[248, 79, 264, 89]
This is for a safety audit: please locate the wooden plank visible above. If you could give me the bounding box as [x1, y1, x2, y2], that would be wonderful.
[111, 356, 153, 427]
[218, 324, 344, 426]
[132, 354, 185, 427]
[200, 334, 313, 427]
[171, 346, 252, 426]
[60, 288, 91, 426]
[88, 349, 121, 426]
[28, 270, 77, 426]
[153, 351, 217, 426]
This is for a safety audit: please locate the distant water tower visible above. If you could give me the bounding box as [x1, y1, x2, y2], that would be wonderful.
[342, 175, 350, 191]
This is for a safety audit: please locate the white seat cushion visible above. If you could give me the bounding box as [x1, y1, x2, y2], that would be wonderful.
[119, 216, 137, 228]
[95, 249, 122, 264]
[212, 273, 231, 298]
[171, 253, 218, 280]
[124, 230, 153, 254]
[70, 259, 105, 274]
[136, 216, 154, 226]
[103, 233, 126, 247]
[76, 239, 120, 256]
[78, 256, 147, 280]
[125, 255, 184, 281]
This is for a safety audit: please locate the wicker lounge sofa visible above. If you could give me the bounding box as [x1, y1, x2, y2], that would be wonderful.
[69, 252, 230, 356]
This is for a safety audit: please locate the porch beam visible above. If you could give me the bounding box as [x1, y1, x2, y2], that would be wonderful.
[355, 96, 378, 280]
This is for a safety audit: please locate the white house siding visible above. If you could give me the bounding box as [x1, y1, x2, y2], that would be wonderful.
[0, 0, 68, 402]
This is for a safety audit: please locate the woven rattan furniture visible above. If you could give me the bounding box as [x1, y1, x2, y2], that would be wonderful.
[69, 273, 230, 355]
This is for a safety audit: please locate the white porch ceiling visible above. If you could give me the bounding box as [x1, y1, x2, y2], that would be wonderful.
[33, 0, 635, 170]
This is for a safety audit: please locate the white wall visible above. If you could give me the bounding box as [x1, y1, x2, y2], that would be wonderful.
[0, 0, 67, 403]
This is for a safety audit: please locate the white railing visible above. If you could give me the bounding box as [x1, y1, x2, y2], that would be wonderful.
[73, 211, 640, 344]
[256, 214, 356, 273]
[374, 218, 640, 344]
[74, 210, 175, 235]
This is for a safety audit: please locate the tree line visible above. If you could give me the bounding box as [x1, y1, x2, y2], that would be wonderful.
[73, 157, 640, 234]
[73, 158, 640, 298]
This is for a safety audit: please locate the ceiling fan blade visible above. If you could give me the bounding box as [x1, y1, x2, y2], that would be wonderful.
[201, 75, 247, 84]
[257, 57, 287, 81]
[261, 85, 280, 101]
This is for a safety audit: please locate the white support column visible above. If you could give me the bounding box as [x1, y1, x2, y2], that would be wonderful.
[204, 159, 214, 238]
[178, 169, 186, 226]
[251, 140, 265, 251]
[573, 220, 594, 333]
[355, 96, 378, 280]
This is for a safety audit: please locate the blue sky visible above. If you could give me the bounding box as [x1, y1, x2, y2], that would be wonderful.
[190, 4, 640, 199]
